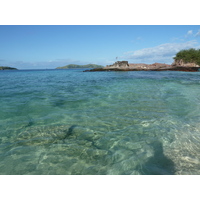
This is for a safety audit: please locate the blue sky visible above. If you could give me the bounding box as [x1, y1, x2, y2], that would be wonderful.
[1, 25, 200, 69]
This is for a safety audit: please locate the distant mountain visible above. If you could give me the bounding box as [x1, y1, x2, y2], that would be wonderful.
[56, 64, 104, 69]
[0, 66, 18, 70]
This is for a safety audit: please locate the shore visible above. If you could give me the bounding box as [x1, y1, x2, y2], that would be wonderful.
[84, 61, 200, 72]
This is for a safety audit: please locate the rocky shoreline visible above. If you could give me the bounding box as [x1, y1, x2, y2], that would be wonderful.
[84, 61, 200, 72]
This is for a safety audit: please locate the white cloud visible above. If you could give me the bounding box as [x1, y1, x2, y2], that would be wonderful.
[195, 30, 200, 37]
[187, 30, 193, 35]
[122, 40, 198, 64]
[136, 36, 142, 40]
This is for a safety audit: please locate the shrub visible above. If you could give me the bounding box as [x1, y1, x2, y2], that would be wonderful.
[173, 48, 200, 65]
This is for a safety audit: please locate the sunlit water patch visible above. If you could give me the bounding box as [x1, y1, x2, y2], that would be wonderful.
[1, 69, 200, 174]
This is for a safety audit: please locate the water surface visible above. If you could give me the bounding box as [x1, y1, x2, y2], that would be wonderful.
[1, 69, 200, 174]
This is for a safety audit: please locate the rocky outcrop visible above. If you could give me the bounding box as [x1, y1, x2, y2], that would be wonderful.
[84, 60, 200, 72]
[104, 61, 129, 69]
[172, 59, 199, 67]
[128, 62, 171, 70]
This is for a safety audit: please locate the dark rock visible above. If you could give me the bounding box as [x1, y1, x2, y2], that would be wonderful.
[153, 66, 200, 72]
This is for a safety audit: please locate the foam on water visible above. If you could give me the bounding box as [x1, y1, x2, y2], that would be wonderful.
[1, 69, 200, 174]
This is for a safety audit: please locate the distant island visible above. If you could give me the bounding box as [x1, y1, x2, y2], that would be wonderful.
[56, 64, 104, 69]
[84, 49, 200, 72]
[0, 66, 18, 70]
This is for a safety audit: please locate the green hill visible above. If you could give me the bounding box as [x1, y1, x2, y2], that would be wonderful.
[173, 48, 200, 66]
[0, 66, 18, 70]
[56, 64, 104, 69]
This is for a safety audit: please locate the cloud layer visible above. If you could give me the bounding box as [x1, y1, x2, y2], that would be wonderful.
[123, 40, 199, 64]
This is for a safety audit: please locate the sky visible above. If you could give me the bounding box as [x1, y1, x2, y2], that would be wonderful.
[1, 25, 200, 69]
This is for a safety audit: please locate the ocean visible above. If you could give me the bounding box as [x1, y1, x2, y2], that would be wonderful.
[1, 68, 200, 175]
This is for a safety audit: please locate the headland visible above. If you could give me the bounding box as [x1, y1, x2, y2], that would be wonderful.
[84, 61, 200, 72]
[0, 66, 18, 70]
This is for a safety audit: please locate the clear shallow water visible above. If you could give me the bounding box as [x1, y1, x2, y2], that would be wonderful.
[1, 69, 200, 175]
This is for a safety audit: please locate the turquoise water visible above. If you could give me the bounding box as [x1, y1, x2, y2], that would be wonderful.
[1, 69, 200, 175]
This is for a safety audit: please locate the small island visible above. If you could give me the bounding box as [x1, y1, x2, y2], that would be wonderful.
[0, 66, 18, 70]
[84, 48, 200, 72]
[56, 64, 104, 69]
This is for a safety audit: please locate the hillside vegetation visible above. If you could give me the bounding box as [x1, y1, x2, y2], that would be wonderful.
[56, 64, 104, 69]
[173, 48, 200, 65]
[0, 66, 17, 70]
